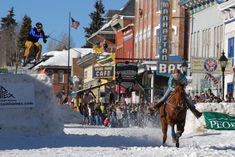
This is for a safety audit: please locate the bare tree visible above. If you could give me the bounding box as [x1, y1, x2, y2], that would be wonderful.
[46, 32, 75, 51]
[46, 39, 58, 52]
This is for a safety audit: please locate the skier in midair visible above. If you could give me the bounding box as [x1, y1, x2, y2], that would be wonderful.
[23, 22, 48, 65]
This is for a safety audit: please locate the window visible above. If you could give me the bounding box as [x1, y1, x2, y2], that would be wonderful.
[194, 32, 197, 57]
[157, 0, 161, 11]
[84, 70, 88, 80]
[156, 28, 160, 56]
[197, 31, 200, 57]
[58, 70, 64, 83]
[190, 33, 194, 57]
[202, 30, 205, 57]
[214, 27, 217, 57]
[227, 83, 233, 95]
[228, 37, 234, 66]
[220, 25, 223, 53]
[47, 70, 54, 83]
[207, 29, 211, 57]
[172, 0, 177, 11]
[171, 29, 176, 54]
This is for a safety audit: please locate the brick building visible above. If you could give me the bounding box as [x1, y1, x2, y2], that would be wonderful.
[134, 0, 189, 102]
[36, 48, 93, 96]
[134, 0, 188, 59]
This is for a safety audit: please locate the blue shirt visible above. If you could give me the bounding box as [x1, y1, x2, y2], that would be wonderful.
[27, 27, 45, 42]
[168, 74, 188, 92]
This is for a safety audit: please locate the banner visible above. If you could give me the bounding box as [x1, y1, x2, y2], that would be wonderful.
[0, 83, 35, 108]
[204, 112, 235, 130]
[191, 57, 232, 74]
[204, 73, 220, 85]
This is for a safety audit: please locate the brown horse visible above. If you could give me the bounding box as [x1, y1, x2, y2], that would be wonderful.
[159, 84, 187, 147]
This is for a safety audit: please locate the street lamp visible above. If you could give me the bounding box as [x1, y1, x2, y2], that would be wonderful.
[97, 79, 101, 103]
[147, 68, 153, 79]
[219, 50, 228, 100]
[147, 68, 154, 103]
[117, 73, 122, 102]
[181, 59, 188, 75]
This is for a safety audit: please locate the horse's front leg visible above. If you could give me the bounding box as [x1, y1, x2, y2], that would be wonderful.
[171, 124, 177, 143]
[176, 122, 185, 138]
[161, 119, 168, 145]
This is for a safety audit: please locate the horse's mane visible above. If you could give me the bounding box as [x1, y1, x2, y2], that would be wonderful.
[167, 82, 184, 106]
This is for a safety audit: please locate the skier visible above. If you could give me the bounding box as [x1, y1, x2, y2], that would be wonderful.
[23, 22, 48, 65]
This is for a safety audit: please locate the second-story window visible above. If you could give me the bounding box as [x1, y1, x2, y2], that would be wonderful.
[47, 70, 54, 83]
[84, 71, 88, 80]
[58, 70, 64, 83]
[157, 0, 161, 11]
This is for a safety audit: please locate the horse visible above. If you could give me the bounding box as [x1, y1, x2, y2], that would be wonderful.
[159, 83, 187, 147]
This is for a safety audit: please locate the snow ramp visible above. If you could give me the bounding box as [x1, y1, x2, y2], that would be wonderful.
[0, 74, 64, 136]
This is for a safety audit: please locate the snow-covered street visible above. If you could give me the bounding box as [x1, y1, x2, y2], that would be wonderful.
[0, 74, 234, 157]
[0, 124, 234, 157]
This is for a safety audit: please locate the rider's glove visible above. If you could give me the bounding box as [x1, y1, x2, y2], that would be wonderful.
[44, 35, 49, 39]
[43, 39, 47, 43]
[171, 88, 175, 92]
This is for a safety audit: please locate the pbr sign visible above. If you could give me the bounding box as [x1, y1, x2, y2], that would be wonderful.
[93, 66, 114, 78]
[157, 0, 172, 75]
[0, 83, 35, 108]
[158, 63, 182, 74]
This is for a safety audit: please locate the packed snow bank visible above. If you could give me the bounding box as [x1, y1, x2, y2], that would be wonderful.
[185, 103, 235, 133]
[0, 74, 64, 136]
[58, 104, 83, 124]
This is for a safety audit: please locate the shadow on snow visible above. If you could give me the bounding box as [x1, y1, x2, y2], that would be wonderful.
[0, 133, 161, 150]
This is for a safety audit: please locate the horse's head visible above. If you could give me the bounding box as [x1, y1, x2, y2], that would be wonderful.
[170, 82, 185, 107]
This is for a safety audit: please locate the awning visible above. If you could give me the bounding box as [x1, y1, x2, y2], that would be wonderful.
[132, 82, 145, 92]
[70, 80, 114, 97]
[115, 84, 126, 93]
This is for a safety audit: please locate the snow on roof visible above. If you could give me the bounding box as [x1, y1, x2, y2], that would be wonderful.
[37, 48, 94, 67]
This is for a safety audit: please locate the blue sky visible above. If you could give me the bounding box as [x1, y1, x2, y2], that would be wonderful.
[0, 0, 128, 52]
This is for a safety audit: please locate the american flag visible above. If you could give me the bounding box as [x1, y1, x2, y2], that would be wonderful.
[204, 73, 220, 85]
[71, 18, 79, 29]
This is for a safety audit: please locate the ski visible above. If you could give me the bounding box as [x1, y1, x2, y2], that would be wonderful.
[28, 55, 54, 70]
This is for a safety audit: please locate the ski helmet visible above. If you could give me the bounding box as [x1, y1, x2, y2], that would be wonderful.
[36, 22, 43, 29]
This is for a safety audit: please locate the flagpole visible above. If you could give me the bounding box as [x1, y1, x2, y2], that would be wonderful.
[67, 12, 71, 99]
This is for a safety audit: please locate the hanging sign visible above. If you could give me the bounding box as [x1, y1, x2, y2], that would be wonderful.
[93, 66, 114, 78]
[157, 0, 172, 75]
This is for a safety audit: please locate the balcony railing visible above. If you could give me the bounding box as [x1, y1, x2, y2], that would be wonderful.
[179, 0, 211, 9]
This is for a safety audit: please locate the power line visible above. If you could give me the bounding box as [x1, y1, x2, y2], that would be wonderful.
[48, 36, 88, 55]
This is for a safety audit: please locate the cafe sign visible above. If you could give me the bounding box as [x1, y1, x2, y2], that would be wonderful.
[93, 66, 114, 78]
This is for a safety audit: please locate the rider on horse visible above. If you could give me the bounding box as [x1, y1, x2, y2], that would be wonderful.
[150, 68, 202, 119]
